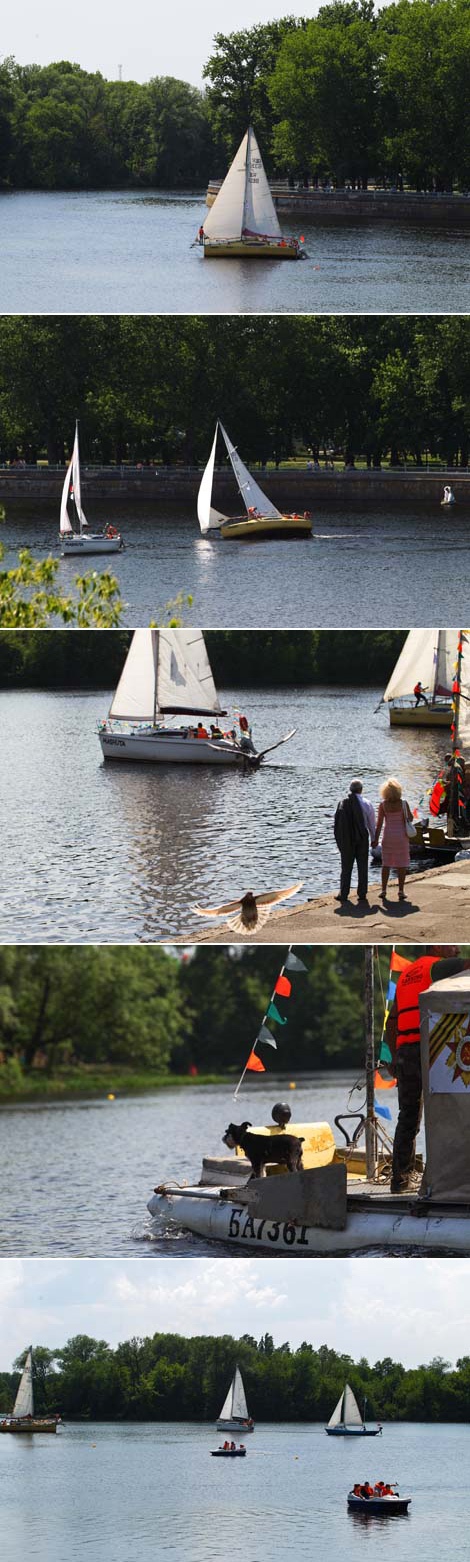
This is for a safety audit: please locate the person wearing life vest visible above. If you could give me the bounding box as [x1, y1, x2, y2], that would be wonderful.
[197, 723, 209, 739]
[414, 680, 429, 707]
[386, 946, 470, 1192]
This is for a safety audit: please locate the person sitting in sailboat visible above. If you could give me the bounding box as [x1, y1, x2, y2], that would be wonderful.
[210, 723, 223, 739]
[197, 723, 209, 739]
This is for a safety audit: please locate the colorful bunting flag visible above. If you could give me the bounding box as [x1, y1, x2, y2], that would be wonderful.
[374, 1068, 395, 1090]
[246, 1050, 265, 1073]
[266, 1003, 286, 1027]
[258, 1024, 278, 1047]
[378, 947, 412, 1072]
[374, 1099, 392, 1121]
[275, 974, 292, 997]
[285, 952, 307, 972]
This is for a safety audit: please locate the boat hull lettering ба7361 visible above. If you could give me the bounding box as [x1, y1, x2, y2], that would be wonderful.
[59, 420, 124, 555]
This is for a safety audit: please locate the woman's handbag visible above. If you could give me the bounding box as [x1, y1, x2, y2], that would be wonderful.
[403, 801, 417, 840]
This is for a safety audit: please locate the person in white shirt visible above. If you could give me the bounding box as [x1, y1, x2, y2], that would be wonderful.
[352, 778, 376, 841]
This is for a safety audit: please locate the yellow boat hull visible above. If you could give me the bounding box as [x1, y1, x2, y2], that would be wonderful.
[220, 514, 312, 541]
[389, 705, 452, 727]
[203, 240, 299, 260]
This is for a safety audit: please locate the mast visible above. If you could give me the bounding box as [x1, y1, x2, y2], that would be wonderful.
[364, 949, 377, 1180]
[241, 126, 250, 237]
[448, 629, 464, 836]
[153, 630, 159, 727]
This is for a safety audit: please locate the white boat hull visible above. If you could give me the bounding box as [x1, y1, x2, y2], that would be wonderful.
[61, 534, 123, 555]
[147, 1187, 470, 1255]
[216, 1420, 254, 1433]
[99, 730, 257, 765]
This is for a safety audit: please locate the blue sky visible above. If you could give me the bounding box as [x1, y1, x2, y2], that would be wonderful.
[0, 1258, 468, 1372]
[2, 1, 313, 87]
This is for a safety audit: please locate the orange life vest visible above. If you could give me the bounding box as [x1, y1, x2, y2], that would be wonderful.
[396, 955, 436, 1047]
[429, 778, 447, 816]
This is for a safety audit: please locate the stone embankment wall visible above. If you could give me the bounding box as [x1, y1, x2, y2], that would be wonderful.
[1, 468, 469, 506]
[206, 186, 470, 225]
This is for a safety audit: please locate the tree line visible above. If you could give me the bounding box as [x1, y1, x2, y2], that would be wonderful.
[1, 3, 469, 191]
[0, 316, 469, 469]
[2, 1331, 470, 1423]
[0, 630, 404, 690]
[0, 943, 410, 1087]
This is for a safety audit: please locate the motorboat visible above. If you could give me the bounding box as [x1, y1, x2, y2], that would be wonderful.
[348, 1488, 411, 1515]
[325, 1384, 382, 1436]
[200, 127, 304, 259]
[60, 421, 124, 555]
[98, 629, 295, 767]
[211, 1446, 247, 1457]
[198, 422, 312, 541]
[0, 1349, 60, 1434]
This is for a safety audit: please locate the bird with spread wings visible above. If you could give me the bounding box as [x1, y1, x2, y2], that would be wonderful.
[192, 883, 304, 934]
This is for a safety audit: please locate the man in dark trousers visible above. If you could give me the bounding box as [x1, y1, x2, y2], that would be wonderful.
[334, 778, 374, 903]
[386, 946, 470, 1192]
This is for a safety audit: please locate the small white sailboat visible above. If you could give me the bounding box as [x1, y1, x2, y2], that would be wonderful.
[200, 127, 304, 259]
[98, 629, 296, 765]
[198, 423, 312, 541]
[325, 1384, 382, 1437]
[0, 1348, 59, 1434]
[60, 422, 124, 555]
[381, 629, 453, 726]
[216, 1367, 254, 1433]
[442, 485, 456, 506]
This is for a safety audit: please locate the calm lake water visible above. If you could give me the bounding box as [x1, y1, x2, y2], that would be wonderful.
[1, 190, 469, 314]
[3, 500, 470, 627]
[1, 1420, 468, 1562]
[0, 685, 448, 944]
[0, 1076, 424, 1258]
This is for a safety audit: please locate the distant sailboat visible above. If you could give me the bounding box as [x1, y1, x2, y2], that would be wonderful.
[381, 629, 453, 726]
[198, 423, 312, 541]
[98, 629, 296, 765]
[216, 1367, 254, 1433]
[325, 1383, 382, 1437]
[60, 422, 124, 555]
[201, 127, 303, 259]
[0, 1348, 59, 1434]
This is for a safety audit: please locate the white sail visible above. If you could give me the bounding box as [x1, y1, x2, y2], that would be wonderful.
[383, 629, 440, 702]
[197, 426, 226, 534]
[59, 455, 74, 534]
[242, 126, 281, 239]
[204, 126, 281, 243]
[219, 423, 282, 520]
[456, 632, 470, 751]
[108, 630, 159, 721]
[327, 1390, 344, 1427]
[156, 630, 221, 714]
[108, 630, 221, 723]
[71, 423, 88, 531]
[435, 630, 454, 697]
[230, 1367, 248, 1420]
[342, 1384, 363, 1427]
[13, 1349, 34, 1418]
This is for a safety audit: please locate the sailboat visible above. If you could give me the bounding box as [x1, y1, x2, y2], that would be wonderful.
[216, 1367, 254, 1433]
[0, 1348, 59, 1433]
[198, 423, 312, 541]
[60, 422, 124, 555]
[325, 1384, 382, 1437]
[201, 127, 303, 259]
[381, 629, 453, 726]
[98, 629, 296, 765]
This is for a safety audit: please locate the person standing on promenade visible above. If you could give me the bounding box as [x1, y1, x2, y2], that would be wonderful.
[372, 777, 412, 902]
[334, 779, 376, 904]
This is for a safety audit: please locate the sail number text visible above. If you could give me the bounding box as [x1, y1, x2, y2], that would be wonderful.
[228, 1207, 309, 1247]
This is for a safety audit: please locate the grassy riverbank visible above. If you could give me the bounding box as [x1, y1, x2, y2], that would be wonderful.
[0, 1065, 227, 1105]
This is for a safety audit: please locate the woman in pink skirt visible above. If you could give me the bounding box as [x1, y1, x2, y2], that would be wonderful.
[372, 777, 413, 901]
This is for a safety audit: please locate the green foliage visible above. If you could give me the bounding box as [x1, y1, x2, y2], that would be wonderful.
[1, 316, 469, 472]
[2, 1329, 470, 1422]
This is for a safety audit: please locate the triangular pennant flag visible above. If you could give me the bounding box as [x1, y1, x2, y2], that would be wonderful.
[375, 1099, 392, 1121]
[285, 952, 307, 972]
[374, 1068, 396, 1090]
[257, 1024, 277, 1048]
[266, 1002, 287, 1026]
[390, 951, 412, 974]
[275, 974, 292, 997]
[246, 1050, 265, 1072]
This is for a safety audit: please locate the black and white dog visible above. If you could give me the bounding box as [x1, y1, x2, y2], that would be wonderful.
[223, 1121, 304, 1180]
